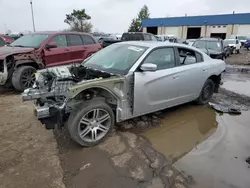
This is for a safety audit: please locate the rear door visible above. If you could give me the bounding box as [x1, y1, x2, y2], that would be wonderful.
[43, 34, 72, 67]
[174, 47, 210, 103]
[81, 34, 101, 58]
[66, 34, 85, 63]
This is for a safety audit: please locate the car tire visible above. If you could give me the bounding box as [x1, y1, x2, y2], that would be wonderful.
[12, 66, 36, 91]
[196, 79, 215, 105]
[247, 47, 250, 51]
[67, 99, 115, 147]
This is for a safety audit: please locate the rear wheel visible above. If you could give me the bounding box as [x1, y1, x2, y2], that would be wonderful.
[12, 66, 36, 91]
[67, 99, 115, 147]
[196, 79, 215, 105]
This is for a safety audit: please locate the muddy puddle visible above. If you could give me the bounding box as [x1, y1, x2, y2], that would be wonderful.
[222, 73, 250, 97]
[144, 103, 250, 188]
[143, 104, 218, 162]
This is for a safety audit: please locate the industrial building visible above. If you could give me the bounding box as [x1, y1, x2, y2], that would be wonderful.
[142, 13, 250, 39]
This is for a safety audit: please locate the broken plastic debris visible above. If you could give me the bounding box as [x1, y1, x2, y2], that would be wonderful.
[208, 102, 241, 115]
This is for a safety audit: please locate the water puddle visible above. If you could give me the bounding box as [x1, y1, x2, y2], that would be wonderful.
[143, 104, 218, 162]
[174, 111, 250, 188]
[222, 74, 250, 97]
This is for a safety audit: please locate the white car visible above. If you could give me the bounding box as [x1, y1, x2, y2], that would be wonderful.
[229, 35, 248, 46]
[224, 39, 241, 53]
[22, 42, 226, 146]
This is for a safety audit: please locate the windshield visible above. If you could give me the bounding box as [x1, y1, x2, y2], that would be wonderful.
[193, 40, 221, 50]
[10, 34, 50, 48]
[84, 43, 148, 75]
[224, 39, 235, 45]
[237, 36, 247, 40]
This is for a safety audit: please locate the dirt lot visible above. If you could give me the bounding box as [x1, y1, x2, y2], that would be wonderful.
[226, 48, 250, 65]
[0, 51, 250, 188]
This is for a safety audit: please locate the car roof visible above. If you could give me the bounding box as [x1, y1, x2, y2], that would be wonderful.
[116, 41, 202, 50]
[197, 37, 221, 41]
[27, 31, 92, 36]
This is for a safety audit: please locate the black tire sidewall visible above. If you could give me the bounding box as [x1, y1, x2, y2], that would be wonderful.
[12, 66, 36, 91]
[67, 99, 115, 147]
[197, 79, 215, 105]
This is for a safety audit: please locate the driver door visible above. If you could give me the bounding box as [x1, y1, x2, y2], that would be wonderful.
[133, 47, 180, 116]
[44, 34, 72, 67]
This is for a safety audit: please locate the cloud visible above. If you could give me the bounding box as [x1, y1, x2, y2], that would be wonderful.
[0, 0, 249, 34]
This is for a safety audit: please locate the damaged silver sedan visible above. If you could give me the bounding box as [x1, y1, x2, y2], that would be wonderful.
[22, 41, 225, 146]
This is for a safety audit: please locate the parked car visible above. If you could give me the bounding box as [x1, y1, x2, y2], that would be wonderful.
[229, 35, 248, 46]
[244, 39, 250, 50]
[101, 32, 158, 47]
[224, 39, 241, 54]
[0, 34, 14, 46]
[22, 41, 225, 147]
[0, 32, 102, 91]
[193, 37, 226, 60]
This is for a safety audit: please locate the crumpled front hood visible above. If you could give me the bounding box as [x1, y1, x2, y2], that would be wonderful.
[228, 44, 236, 47]
[0, 46, 35, 59]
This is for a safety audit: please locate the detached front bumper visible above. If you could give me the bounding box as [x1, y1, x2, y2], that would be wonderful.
[34, 105, 65, 130]
[22, 89, 68, 129]
[0, 59, 8, 85]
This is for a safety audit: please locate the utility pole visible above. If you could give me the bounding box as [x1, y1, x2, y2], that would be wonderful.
[30, 0, 36, 32]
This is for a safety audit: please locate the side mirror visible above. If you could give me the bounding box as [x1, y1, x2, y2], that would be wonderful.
[46, 42, 57, 49]
[140, 63, 157, 72]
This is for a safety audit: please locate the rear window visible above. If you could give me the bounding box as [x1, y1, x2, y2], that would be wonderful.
[122, 33, 143, 41]
[67, 35, 83, 46]
[81, 35, 96, 45]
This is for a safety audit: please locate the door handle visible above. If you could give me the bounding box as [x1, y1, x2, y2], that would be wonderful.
[202, 68, 208, 72]
[173, 75, 180, 79]
[64, 49, 70, 52]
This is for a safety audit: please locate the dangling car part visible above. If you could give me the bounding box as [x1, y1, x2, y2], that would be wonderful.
[22, 42, 225, 147]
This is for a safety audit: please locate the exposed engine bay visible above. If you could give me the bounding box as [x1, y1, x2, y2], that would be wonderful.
[23, 64, 113, 101]
[22, 64, 115, 124]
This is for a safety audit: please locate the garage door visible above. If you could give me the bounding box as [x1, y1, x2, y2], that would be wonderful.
[237, 25, 250, 36]
[165, 27, 179, 37]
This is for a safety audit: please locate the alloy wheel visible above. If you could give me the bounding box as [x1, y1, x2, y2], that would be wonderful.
[21, 69, 36, 88]
[78, 108, 111, 142]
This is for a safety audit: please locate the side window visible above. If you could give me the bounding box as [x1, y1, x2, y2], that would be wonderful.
[0, 38, 5, 46]
[50, 35, 67, 47]
[67, 35, 83, 46]
[144, 34, 151, 41]
[143, 48, 175, 70]
[196, 52, 203, 62]
[151, 35, 158, 41]
[81, 35, 96, 45]
[178, 48, 197, 65]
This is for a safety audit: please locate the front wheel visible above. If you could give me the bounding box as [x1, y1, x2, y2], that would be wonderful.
[196, 79, 215, 105]
[67, 99, 115, 147]
[12, 66, 36, 91]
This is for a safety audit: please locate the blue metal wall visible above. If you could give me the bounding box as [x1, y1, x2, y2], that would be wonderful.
[142, 13, 250, 27]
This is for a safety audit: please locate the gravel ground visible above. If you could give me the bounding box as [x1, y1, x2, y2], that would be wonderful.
[0, 93, 65, 188]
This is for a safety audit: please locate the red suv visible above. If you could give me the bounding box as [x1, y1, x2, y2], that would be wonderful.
[0, 32, 102, 91]
[0, 34, 14, 46]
